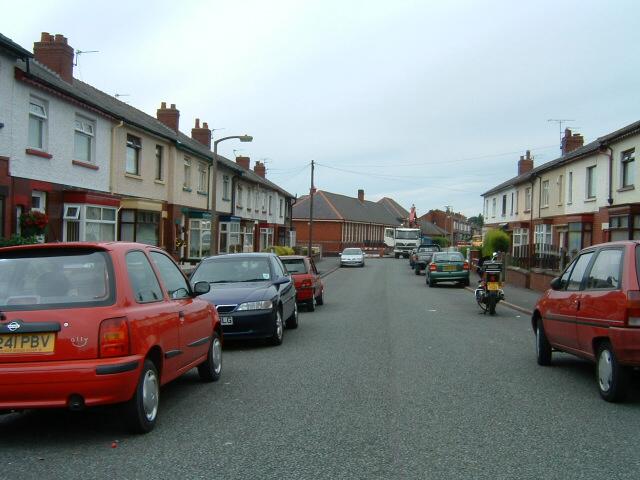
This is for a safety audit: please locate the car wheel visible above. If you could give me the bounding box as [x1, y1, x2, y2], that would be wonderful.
[315, 288, 324, 306]
[197, 331, 222, 382]
[394, 253, 399, 259]
[123, 359, 160, 434]
[428, 276, 436, 288]
[535, 318, 552, 366]
[463, 278, 470, 287]
[286, 302, 299, 329]
[268, 309, 284, 345]
[488, 295, 497, 315]
[307, 296, 316, 312]
[414, 266, 421, 275]
[596, 341, 629, 402]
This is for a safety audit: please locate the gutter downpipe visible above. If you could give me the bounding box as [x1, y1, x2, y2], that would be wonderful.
[528, 173, 538, 271]
[110, 120, 125, 193]
[600, 143, 614, 243]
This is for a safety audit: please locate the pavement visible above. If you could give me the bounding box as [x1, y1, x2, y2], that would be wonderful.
[317, 255, 542, 316]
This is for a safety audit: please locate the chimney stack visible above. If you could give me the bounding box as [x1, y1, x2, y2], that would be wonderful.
[517, 150, 534, 175]
[561, 128, 584, 156]
[33, 32, 74, 83]
[358, 189, 365, 202]
[156, 102, 180, 132]
[191, 118, 211, 148]
[254, 160, 266, 178]
[236, 156, 250, 170]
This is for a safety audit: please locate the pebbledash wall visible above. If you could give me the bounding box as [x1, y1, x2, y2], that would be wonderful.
[10, 73, 112, 192]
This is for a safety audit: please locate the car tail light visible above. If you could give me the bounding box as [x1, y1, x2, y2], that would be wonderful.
[463, 262, 469, 271]
[301, 279, 312, 288]
[627, 291, 640, 327]
[99, 317, 130, 358]
[429, 263, 437, 272]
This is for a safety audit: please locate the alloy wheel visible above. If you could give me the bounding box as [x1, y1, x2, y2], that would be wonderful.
[142, 369, 159, 422]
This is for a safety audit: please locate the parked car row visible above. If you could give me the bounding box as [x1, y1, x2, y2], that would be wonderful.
[0, 243, 325, 434]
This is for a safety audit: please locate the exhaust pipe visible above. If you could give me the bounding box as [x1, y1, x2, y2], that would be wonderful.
[68, 394, 85, 411]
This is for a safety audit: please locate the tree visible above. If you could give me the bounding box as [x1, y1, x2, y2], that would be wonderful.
[468, 214, 484, 229]
[482, 229, 510, 257]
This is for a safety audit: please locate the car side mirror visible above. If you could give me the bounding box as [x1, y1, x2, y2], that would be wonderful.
[193, 281, 210, 295]
[549, 277, 562, 291]
[338, 253, 342, 257]
[273, 276, 289, 286]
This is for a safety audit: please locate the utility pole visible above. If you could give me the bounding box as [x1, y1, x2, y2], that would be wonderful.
[307, 160, 315, 256]
[445, 205, 454, 248]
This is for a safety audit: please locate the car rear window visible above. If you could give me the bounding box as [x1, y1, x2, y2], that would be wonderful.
[282, 259, 307, 274]
[433, 253, 464, 262]
[192, 257, 272, 283]
[0, 249, 114, 310]
[343, 249, 362, 255]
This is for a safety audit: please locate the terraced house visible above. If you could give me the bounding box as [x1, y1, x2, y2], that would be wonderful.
[0, 32, 294, 259]
[482, 122, 640, 290]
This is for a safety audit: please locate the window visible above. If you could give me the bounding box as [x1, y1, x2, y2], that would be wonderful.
[566, 252, 594, 291]
[74, 116, 95, 163]
[609, 214, 640, 241]
[586, 165, 596, 199]
[567, 172, 573, 204]
[514, 190, 519, 214]
[260, 227, 274, 250]
[246, 188, 251, 211]
[512, 228, 529, 253]
[31, 191, 46, 213]
[126, 135, 141, 175]
[150, 251, 190, 299]
[63, 204, 117, 242]
[28, 97, 47, 150]
[534, 224, 552, 254]
[491, 198, 496, 217]
[241, 225, 254, 252]
[621, 149, 635, 188]
[268, 195, 273, 215]
[237, 185, 243, 208]
[568, 222, 592, 257]
[510, 193, 514, 215]
[586, 249, 622, 290]
[183, 157, 192, 189]
[254, 189, 259, 211]
[501, 195, 507, 217]
[189, 219, 211, 258]
[198, 162, 207, 193]
[223, 175, 230, 200]
[262, 192, 267, 212]
[279, 198, 284, 218]
[126, 251, 163, 303]
[218, 221, 241, 253]
[119, 209, 160, 246]
[557, 175, 563, 204]
[541, 180, 549, 207]
[525, 187, 532, 211]
[0, 196, 4, 238]
[155, 145, 163, 181]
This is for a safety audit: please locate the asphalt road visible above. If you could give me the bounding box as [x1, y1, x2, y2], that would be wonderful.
[2, 258, 640, 479]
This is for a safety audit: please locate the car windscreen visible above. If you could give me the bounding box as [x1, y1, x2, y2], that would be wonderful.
[342, 249, 362, 255]
[0, 249, 114, 310]
[192, 257, 272, 283]
[418, 246, 439, 252]
[281, 259, 307, 274]
[433, 253, 464, 263]
[396, 231, 420, 240]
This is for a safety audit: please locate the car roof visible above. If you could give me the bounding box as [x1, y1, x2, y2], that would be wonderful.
[280, 255, 307, 260]
[201, 252, 276, 261]
[0, 241, 157, 254]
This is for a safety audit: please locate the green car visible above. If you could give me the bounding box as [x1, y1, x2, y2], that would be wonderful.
[426, 251, 470, 287]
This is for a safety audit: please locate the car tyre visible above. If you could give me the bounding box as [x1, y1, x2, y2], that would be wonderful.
[268, 309, 284, 345]
[286, 302, 299, 329]
[315, 288, 324, 306]
[535, 318, 552, 366]
[307, 296, 316, 312]
[463, 278, 470, 287]
[428, 276, 436, 288]
[596, 341, 629, 402]
[198, 331, 222, 382]
[414, 266, 421, 275]
[394, 253, 399, 259]
[123, 359, 160, 434]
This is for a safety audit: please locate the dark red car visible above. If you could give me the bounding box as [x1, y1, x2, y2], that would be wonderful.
[533, 240, 640, 402]
[280, 255, 325, 311]
[0, 242, 221, 432]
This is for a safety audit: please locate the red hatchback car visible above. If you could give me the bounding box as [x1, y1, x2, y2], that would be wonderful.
[280, 255, 325, 311]
[533, 240, 640, 402]
[0, 242, 222, 432]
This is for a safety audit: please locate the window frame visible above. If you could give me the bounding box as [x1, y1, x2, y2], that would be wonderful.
[197, 162, 207, 193]
[525, 187, 532, 212]
[155, 145, 164, 181]
[586, 165, 596, 199]
[125, 134, 142, 175]
[74, 116, 95, 164]
[28, 97, 47, 150]
[541, 180, 549, 207]
[621, 149, 635, 189]
[584, 247, 624, 291]
[183, 157, 192, 190]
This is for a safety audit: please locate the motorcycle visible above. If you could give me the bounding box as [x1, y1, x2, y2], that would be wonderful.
[475, 254, 504, 315]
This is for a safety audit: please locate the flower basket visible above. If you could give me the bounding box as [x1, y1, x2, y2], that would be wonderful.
[19, 210, 49, 237]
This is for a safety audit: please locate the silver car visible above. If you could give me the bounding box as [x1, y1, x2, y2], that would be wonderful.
[340, 248, 365, 267]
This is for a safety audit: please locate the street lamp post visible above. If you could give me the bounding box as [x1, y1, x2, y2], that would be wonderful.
[210, 134, 253, 256]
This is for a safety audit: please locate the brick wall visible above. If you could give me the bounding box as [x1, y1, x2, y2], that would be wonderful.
[506, 267, 529, 289]
[530, 270, 557, 292]
[592, 207, 608, 245]
[293, 220, 343, 254]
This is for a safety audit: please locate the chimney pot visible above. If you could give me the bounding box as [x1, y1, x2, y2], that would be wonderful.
[254, 161, 266, 178]
[358, 189, 365, 202]
[561, 128, 584, 156]
[191, 117, 211, 148]
[157, 102, 180, 132]
[203, 122, 208, 129]
[195, 118, 200, 128]
[33, 32, 75, 83]
[517, 150, 534, 175]
[236, 156, 250, 170]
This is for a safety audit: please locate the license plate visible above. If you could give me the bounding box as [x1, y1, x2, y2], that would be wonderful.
[221, 316, 234, 326]
[487, 282, 500, 291]
[0, 333, 55, 354]
[443, 265, 456, 271]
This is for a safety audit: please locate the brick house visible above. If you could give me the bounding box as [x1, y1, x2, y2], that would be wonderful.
[293, 189, 402, 254]
[421, 209, 472, 244]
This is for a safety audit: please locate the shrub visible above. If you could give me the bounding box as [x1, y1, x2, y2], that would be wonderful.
[262, 245, 295, 256]
[482, 229, 510, 257]
[431, 236, 450, 248]
[0, 234, 40, 248]
[19, 210, 48, 237]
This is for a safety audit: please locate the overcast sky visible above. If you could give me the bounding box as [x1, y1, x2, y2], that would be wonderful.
[3, 0, 639, 217]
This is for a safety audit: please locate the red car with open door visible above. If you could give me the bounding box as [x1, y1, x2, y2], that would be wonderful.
[0, 242, 222, 433]
[280, 255, 325, 311]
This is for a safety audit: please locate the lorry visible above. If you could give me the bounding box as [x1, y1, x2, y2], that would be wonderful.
[384, 227, 422, 258]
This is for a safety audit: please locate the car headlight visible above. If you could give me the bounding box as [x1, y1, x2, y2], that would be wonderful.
[236, 300, 273, 311]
